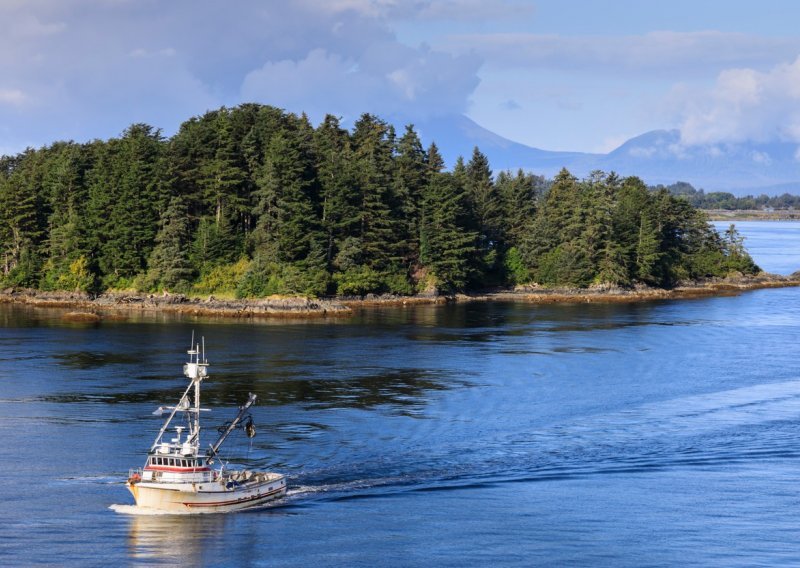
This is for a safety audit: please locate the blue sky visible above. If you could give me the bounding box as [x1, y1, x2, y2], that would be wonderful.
[2, 0, 800, 155]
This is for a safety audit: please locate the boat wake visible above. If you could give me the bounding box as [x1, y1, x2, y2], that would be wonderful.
[283, 379, 800, 503]
[113, 378, 800, 513]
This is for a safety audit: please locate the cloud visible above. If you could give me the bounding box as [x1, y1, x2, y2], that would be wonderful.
[0, 0, 483, 152]
[241, 45, 480, 122]
[316, 0, 535, 21]
[751, 150, 772, 164]
[403, 0, 535, 21]
[445, 31, 800, 76]
[0, 88, 27, 106]
[674, 55, 800, 145]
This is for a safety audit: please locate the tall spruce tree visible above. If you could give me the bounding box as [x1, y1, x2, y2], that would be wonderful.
[0, 150, 48, 285]
[348, 114, 405, 292]
[314, 115, 360, 269]
[146, 196, 195, 290]
[198, 111, 247, 229]
[420, 165, 476, 293]
[88, 124, 165, 285]
[394, 124, 428, 269]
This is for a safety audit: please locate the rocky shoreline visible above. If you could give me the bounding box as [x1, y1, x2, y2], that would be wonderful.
[0, 289, 353, 320]
[1, 271, 798, 322]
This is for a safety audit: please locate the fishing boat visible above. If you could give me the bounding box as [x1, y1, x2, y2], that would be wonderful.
[125, 337, 286, 513]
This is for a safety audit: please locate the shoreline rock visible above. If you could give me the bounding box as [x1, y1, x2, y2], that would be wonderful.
[0, 289, 353, 319]
[1, 272, 798, 320]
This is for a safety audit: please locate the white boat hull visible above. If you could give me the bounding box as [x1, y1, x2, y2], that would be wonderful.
[127, 472, 286, 513]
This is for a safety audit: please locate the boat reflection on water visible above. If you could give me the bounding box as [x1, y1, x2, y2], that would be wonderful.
[126, 513, 230, 564]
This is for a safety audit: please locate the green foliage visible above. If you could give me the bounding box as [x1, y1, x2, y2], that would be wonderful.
[537, 243, 592, 287]
[420, 171, 476, 293]
[0, 103, 759, 298]
[334, 266, 385, 296]
[40, 256, 96, 292]
[722, 224, 760, 274]
[193, 258, 251, 295]
[145, 197, 195, 291]
[503, 246, 529, 285]
[4, 247, 42, 287]
[382, 268, 416, 295]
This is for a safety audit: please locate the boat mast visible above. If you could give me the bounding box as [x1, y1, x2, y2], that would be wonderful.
[184, 338, 208, 451]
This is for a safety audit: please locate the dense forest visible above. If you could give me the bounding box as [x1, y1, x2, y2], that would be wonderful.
[659, 181, 800, 210]
[0, 104, 758, 298]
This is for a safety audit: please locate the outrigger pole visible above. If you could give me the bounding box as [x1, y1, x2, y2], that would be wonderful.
[205, 392, 258, 464]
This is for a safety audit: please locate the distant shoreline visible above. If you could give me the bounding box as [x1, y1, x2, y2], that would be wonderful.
[2, 272, 798, 322]
[704, 209, 800, 221]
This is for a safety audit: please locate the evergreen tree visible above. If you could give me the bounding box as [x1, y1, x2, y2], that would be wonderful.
[87, 125, 166, 285]
[464, 147, 503, 284]
[394, 124, 428, 268]
[146, 196, 195, 290]
[420, 170, 477, 293]
[347, 114, 406, 292]
[0, 150, 48, 285]
[314, 115, 359, 270]
[252, 125, 321, 263]
[198, 111, 247, 228]
[40, 142, 95, 290]
[635, 212, 662, 284]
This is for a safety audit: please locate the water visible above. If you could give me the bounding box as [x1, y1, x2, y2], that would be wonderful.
[2, 222, 800, 566]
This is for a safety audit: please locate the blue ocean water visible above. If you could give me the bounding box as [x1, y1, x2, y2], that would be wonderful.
[0, 222, 799, 566]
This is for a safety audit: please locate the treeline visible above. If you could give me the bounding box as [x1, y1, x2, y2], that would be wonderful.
[660, 181, 800, 210]
[0, 104, 758, 298]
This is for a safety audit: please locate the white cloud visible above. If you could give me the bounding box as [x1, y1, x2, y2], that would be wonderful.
[129, 47, 177, 58]
[674, 55, 800, 145]
[241, 45, 480, 122]
[408, 0, 535, 21]
[751, 150, 772, 164]
[445, 31, 800, 76]
[0, 88, 27, 106]
[314, 0, 535, 21]
[0, 0, 482, 151]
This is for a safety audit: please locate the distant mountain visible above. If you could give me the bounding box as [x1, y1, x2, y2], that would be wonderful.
[410, 114, 597, 174]
[406, 114, 800, 197]
[597, 129, 800, 195]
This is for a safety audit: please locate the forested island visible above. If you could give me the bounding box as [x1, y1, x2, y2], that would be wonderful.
[659, 181, 800, 212]
[0, 104, 764, 306]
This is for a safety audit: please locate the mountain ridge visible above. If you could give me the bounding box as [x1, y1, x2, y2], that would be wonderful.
[407, 114, 800, 196]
